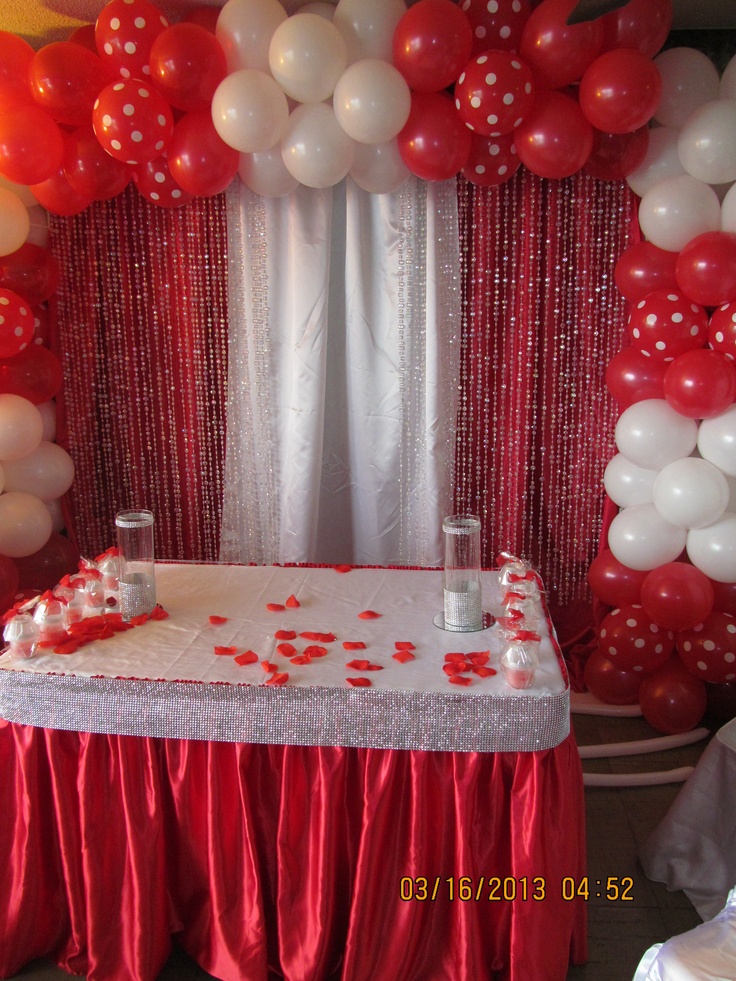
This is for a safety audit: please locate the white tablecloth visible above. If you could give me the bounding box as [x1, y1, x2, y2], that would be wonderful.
[0, 564, 570, 753]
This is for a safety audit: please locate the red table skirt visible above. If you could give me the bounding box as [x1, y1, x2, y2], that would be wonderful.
[0, 720, 587, 981]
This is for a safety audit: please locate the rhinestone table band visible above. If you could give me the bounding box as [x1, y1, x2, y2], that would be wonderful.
[0, 671, 569, 753]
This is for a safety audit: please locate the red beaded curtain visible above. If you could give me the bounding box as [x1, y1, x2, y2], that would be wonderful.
[49, 185, 228, 561]
[455, 170, 638, 643]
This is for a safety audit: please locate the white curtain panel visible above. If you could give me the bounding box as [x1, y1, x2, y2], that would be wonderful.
[220, 175, 461, 568]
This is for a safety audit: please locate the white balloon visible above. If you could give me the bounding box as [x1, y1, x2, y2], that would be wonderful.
[677, 100, 736, 186]
[333, 0, 406, 63]
[687, 511, 736, 582]
[721, 53, 736, 100]
[626, 127, 685, 199]
[333, 59, 411, 144]
[614, 399, 699, 471]
[653, 48, 720, 129]
[269, 13, 347, 103]
[0, 173, 38, 209]
[45, 497, 66, 534]
[216, 0, 288, 73]
[638, 174, 721, 251]
[212, 69, 290, 153]
[1, 440, 75, 502]
[698, 404, 736, 476]
[281, 103, 355, 188]
[652, 457, 729, 529]
[0, 491, 53, 558]
[0, 188, 30, 258]
[608, 503, 688, 572]
[720, 181, 736, 233]
[349, 139, 410, 194]
[0, 394, 44, 463]
[603, 453, 658, 508]
[238, 146, 299, 197]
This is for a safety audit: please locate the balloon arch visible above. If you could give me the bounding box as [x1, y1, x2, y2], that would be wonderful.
[1, 0, 736, 732]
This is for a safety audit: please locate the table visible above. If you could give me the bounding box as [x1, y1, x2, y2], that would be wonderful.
[0, 564, 587, 981]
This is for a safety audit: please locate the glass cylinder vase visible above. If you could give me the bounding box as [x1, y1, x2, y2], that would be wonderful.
[116, 509, 156, 621]
[441, 514, 483, 631]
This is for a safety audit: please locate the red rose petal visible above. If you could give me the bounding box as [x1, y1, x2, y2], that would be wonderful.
[366, 663, 384, 671]
[358, 610, 381, 619]
[209, 615, 228, 625]
[346, 659, 371, 670]
[304, 645, 328, 657]
[266, 672, 289, 686]
[449, 675, 472, 686]
[214, 645, 237, 656]
[335, 564, 353, 573]
[129, 614, 149, 626]
[444, 653, 467, 662]
[149, 606, 169, 621]
[266, 603, 285, 612]
[343, 641, 366, 650]
[346, 677, 372, 687]
[234, 650, 258, 665]
[53, 641, 80, 655]
[289, 654, 312, 665]
[395, 642, 415, 650]
[473, 665, 497, 678]
[276, 642, 297, 657]
[469, 652, 490, 666]
[443, 663, 464, 676]
[300, 631, 335, 643]
[285, 594, 300, 609]
[275, 629, 297, 640]
[261, 660, 277, 673]
[392, 650, 416, 663]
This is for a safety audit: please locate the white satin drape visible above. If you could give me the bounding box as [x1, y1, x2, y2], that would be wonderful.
[220, 176, 461, 568]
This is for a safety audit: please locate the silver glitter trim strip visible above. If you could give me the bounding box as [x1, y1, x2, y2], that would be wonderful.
[0, 672, 569, 753]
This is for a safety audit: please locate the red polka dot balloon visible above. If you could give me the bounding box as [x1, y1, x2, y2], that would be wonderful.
[597, 603, 674, 673]
[95, 0, 169, 80]
[461, 131, 520, 186]
[709, 301, 736, 361]
[0, 288, 34, 358]
[677, 611, 736, 684]
[628, 288, 708, 362]
[93, 79, 174, 165]
[132, 153, 192, 208]
[455, 50, 535, 137]
[461, 0, 532, 56]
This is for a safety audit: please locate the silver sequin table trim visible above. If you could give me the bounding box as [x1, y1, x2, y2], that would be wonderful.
[0, 671, 569, 753]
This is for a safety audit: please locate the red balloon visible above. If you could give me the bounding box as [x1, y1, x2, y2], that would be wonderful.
[0, 30, 35, 112]
[583, 125, 649, 181]
[0, 244, 60, 307]
[519, 0, 603, 90]
[641, 562, 715, 632]
[64, 125, 133, 201]
[28, 41, 112, 127]
[68, 24, 98, 53]
[579, 49, 662, 134]
[95, 0, 169, 79]
[628, 288, 708, 362]
[93, 79, 174, 166]
[29, 165, 94, 218]
[614, 241, 679, 305]
[0, 289, 35, 359]
[601, 0, 673, 58]
[677, 611, 736, 685]
[709, 301, 736, 362]
[149, 23, 227, 113]
[133, 154, 193, 208]
[454, 50, 535, 137]
[587, 548, 646, 607]
[597, 603, 674, 673]
[12, 532, 80, 593]
[167, 110, 239, 198]
[605, 346, 667, 407]
[675, 231, 736, 308]
[461, 132, 521, 187]
[0, 345, 63, 404]
[0, 105, 64, 186]
[183, 7, 220, 34]
[584, 648, 642, 705]
[398, 92, 472, 182]
[639, 656, 707, 734]
[663, 348, 736, 419]
[0, 552, 20, 615]
[393, 0, 473, 93]
[463, 0, 532, 56]
[514, 90, 593, 180]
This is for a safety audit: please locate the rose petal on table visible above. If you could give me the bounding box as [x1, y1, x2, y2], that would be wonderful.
[366, 663, 384, 671]
[335, 564, 352, 573]
[234, 649, 259, 665]
[98, 624, 116, 640]
[392, 649, 416, 663]
[300, 631, 336, 643]
[266, 672, 289, 686]
[442, 662, 465, 676]
[304, 645, 328, 658]
[129, 614, 149, 626]
[346, 677, 372, 687]
[266, 603, 285, 612]
[208, 615, 228, 625]
[444, 653, 467, 663]
[275, 629, 297, 640]
[395, 642, 415, 651]
[346, 659, 370, 670]
[214, 645, 238, 656]
[149, 606, 169, 621]
[469, 652, 490, 665]
[53, 641, 81, 655]
[261, 660, 278, 673]
[285, 594, 300, 608]
[472, 665, 497, 678]
[276, 642, 297, 657]
[289, 654, 312, 665]
[343, 641, 366, 650]
[358, 610, 381, 619]
[449, 675, 472, 686]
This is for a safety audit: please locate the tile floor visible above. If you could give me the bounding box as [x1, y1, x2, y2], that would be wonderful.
[5, 711, 716, 981]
